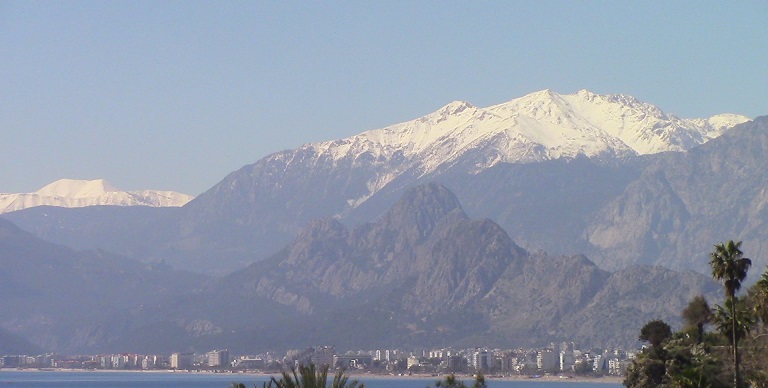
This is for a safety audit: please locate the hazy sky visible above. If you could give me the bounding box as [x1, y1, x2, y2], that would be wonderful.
[2, 1, 767, 195]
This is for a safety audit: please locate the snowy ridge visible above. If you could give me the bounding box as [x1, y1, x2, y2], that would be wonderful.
[306, 89, 748, 169]
[292, 89, 749, 207]
[35, 179, 122, 198]
[0, 179, 194, 214]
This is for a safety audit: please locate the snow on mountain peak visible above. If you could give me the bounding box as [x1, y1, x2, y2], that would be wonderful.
[702, 113, 750, 132]
[35, 179, 121, 198]
[0, 179, 195, 214]
[292, 89, 748, 206]
[439, 100, 475, 115]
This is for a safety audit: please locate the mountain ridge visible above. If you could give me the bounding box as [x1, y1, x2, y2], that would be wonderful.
[1, 92, 757, 277]
[0, 179, 194, 214]
[162, 89, 748, 273]
[0, 217, 206, 353]
[96, 183, 719, 353]
[306, 89, 747, 170]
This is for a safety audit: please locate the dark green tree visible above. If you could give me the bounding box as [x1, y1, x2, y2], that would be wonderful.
[574, 360, 594, 376]
[639, 319, 672, 348]
[710, 240, 751, 387]
[434, 374, 464, 388]
[471, 373, 487, 388]
[752, 269, 768, 328]
[713, 298, 754, 347]
[663, 336, 728, 388]
[624, 355, 666, 387]
[626, 320, 673, 387]
[682, 295, 712, 344]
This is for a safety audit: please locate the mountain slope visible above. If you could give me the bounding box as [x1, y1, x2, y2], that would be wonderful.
[585, 116, 768, 273]
[0, 218, 206, 353]
[1, 91, 751, 276]
[166, 89, 745, 273]
[0, 179, 194, 214]
[103, 184, 719, 352]
[2, 205, 182, 258]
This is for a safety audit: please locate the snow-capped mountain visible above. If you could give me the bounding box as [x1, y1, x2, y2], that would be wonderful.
[158, 89, 751, 274]
[309, 89, 748, 171]
[300, 89, 748, 206]
[0, 179, 194, 214]
[4, 89, 753, 276]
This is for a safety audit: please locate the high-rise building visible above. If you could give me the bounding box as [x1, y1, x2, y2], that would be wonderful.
[170, 352, 193, 369]
[207, 349, 229, 367]
[471, 349, 489, 371]
[559, 349, 575, 371]
[537, 350, 557, 371]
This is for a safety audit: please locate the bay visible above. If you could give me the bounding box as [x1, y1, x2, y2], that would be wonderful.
[0, 370, 622, 387]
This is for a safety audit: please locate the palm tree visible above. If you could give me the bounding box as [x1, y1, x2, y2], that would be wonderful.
[710, 240, 751, 388]
[753, 269, 768, 329]
[434, 372, 486, 388]
[434, 374, 465, 388]
[234, 364, 364, 388]
[682, 295, 712, 344]
[713, 298, 754, 346]
[261, 363, 364, 388]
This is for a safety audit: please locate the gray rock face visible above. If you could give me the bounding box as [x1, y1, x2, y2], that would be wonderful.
[0, 183, 724, 353]
[585, 116, 768, 274]
[103, 184, 718, 353]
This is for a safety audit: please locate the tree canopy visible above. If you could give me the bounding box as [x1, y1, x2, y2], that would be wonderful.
[626, 240, 768, 388]
[639, 319, 672, 348]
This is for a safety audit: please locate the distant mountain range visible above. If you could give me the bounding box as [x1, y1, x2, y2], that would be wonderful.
[194, 184, 718, 352]
[0, 184, 719, 354]
[0, 179, 194, 214]
[0, 218, 205, 354]
[3, 84, 765, 353]
[6, 89, 759, 277]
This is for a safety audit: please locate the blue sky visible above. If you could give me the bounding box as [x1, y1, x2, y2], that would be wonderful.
[2, 1, 767, 195]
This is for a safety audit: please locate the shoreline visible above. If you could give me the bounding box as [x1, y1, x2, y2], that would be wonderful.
[1, 368, 622, 384]
[349, 372, 622, 384]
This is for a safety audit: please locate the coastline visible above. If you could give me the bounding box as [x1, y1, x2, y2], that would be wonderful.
[1, 368, 623, 384]
[349, 372, 623, 384]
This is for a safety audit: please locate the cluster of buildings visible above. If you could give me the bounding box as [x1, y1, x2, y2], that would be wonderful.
[0, 349, 229, 371]
[0, 342, 637, 377]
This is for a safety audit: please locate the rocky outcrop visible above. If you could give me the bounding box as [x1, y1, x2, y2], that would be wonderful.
[130, 184, 720, 352]
[585, 116, 768, 273]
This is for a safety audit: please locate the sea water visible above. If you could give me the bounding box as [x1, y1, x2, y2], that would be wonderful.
[0, 370, 622, 387]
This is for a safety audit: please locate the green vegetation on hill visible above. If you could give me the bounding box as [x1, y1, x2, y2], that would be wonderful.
[624, 240, 768, 387]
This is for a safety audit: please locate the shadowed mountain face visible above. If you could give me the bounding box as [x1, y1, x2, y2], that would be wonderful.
[91, 184, 719, 354]
[585, 116, 768, 273]
[0, 219, 206, 353]
[226, 183, 526, 314]
[0, 326, 41, 355]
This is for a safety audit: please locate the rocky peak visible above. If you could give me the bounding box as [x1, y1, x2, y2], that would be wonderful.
[282, 218, 349, 268]
[378, 183, 466, 244]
